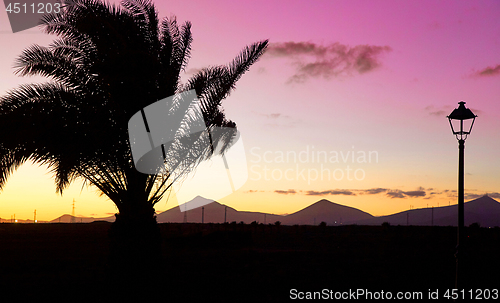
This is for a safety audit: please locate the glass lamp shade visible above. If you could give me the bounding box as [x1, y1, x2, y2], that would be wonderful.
[447, 101, 477, 140]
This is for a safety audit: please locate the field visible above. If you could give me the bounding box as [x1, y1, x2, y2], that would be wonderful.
[0, 222, 499, 301]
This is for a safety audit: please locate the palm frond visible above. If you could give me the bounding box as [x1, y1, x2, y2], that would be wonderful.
[121, 0, 160, 49]
[175, 21, 193, 74]
[14, 44, 93, 90]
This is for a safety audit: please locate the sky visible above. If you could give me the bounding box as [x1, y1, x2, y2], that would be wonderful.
[0, 0, 499, 221]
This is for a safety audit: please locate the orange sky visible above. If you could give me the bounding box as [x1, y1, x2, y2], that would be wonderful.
[1, 0, 499, 221]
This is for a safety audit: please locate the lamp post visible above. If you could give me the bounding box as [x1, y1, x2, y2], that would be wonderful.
[447, 101, 477, 290]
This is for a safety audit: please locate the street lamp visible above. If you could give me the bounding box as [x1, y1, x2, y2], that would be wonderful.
[447, 101, 477, 290]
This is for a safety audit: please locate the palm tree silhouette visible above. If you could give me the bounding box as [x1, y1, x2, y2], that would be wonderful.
[0, 0, 267, 275]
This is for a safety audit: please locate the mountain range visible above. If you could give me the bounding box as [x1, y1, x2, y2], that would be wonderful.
[356, 195, 500, 227]
[37, 195, 500, 227]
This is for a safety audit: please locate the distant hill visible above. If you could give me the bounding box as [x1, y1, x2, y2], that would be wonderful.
[156, 196, 283, 224]
[157, 195, 500, 227]
[0, 218, 48, 223]
[355, 195, 500, 227]
[280, 199, 374, 225]
[50, 214, 114, 223]
[39, 195, 500, 227]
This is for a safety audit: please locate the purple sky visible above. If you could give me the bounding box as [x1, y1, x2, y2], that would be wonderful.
[0, 0, 499, 220]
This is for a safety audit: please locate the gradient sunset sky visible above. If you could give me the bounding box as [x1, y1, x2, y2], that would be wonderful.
[1, 0, 499, 221]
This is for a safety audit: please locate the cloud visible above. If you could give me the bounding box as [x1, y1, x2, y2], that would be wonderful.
[185, 68, 203, 75]
[426, 104, 481, 118]
[464, 193, 484, 200]
[254, 111, 302, 128]
[473, 64, 500, 77]
[359, 188, 388, 195]
[266, 42, 322, 57]
[261, 113, 288, 119]
[266, 41, 392, 83]
[424, 105, 453, 117]
[489, 192, 500, 199]
[245, 190, 266, 193]
[305, 190, 355, 196]
[264, 187, 500, 201]
[386, 190, 426, 199]
[469, 108, 482, 115]
[386, 190, 406, 199]
[268, 187, 433, 198]
[429, 110, 446, 116]
[464, 192, 500, 200]
[275, 189, 297, 195]
[427, 21, 441, 30]
[404, 191, 426, 197]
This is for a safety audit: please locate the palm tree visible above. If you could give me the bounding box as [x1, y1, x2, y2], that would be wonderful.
[0, 0, 267, 275]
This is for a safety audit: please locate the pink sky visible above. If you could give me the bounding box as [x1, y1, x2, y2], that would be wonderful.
[0, 0, 499, 221]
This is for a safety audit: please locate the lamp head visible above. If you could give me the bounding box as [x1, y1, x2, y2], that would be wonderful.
[447, 101, 477, 141]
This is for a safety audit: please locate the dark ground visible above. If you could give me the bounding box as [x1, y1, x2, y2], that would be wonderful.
[0, 222, 498, 301]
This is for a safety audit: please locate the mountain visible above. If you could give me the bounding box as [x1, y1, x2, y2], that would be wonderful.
[156, 196, 283, 224]
[50, 214, 115, 223]
[41, 195, 500, 227]
[280, 199, 374, 225]
[355, 195, 500, 227]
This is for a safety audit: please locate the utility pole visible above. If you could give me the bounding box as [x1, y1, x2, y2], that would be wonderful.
[183, 203, 187, 223]
[202, 207, 204, 224]
[431, 207, 434, 226]
[224, 206, 227, 223]
[456, 138, 465, 289]
[71, 199, 76, 223]
[34, 209, 36, 223]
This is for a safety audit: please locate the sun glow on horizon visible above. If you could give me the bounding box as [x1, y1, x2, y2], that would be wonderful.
[1, 0, 499, 221]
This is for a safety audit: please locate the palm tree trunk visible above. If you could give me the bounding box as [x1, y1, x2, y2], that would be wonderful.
[107, 193, 162, 294]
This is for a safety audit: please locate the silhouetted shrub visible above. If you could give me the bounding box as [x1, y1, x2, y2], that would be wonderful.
[469, 222, 480, 229]
[274, 221, 281, 226]
[319, 221, 327, 227]
[382, 222, 391, 227]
